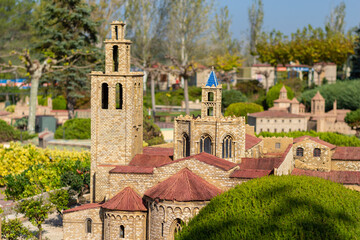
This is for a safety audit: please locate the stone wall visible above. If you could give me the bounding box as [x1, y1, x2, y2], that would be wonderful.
[253, 117, 307, 134]
[261, 137, 293, 154]
[104, 211, 147, 240]
[274, 144, 294, 175]
[331, 160, 360, 171]
[147, 200, 207, 240]
[293, 139, 332, 171]
[245, 142, 263, 158]
[63, 208, 103, 240]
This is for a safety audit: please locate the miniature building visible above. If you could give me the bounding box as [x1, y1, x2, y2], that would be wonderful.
[62, 22, 360, 240]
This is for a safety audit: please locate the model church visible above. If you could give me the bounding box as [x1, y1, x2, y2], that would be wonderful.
[62, 22, 360, 240]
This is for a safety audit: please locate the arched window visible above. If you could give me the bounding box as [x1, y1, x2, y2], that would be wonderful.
[182, 133, 190, 157]
[208, 92, 214, 101]
[116, 83, 123, 109]
[296, 147, 304, 157]
[101, 83, 108, 109]
[207, 107, 213, 116]
[115, 26, 118, 40]
[85, 218, 92, 233]
[170, 219, 184, 240]
[222, 135, 233, 159]
[313, 148, 321, 157]
[200, 135, 212, 154]
[120, 225, 125, 238]
[113, 45, 119, 72]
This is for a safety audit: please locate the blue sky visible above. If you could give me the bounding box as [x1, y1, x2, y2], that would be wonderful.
[217, 0, 360, 40]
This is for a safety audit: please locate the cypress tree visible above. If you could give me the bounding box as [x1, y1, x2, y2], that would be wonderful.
[350, 27, 360, 79]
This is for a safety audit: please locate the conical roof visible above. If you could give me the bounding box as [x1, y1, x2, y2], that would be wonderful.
[312, 91, 324, 101]
[205, 71, 219, 87]
[102, 187, 147, 211]
[280, 85, 287, 93]
[144, 168, 222, 202]
[291, 98, 299, 103]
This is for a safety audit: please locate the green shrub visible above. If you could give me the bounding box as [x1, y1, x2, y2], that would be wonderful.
[224, 102, 263, 122]
[5, 105, 15, 113]
[55, 118, 91, 139]
[266, 84, 294, 108]
[155, 86, 202, 106]
[52, 95, 67, 110]
[177, 175, 360, 240]
[1, 218, 34, 240]
[143, 111, 165, 146]
[221, 90, 247, 110]
[257, 130, 360, 147]
[37, 95, 49, 106]
[300, 80, 360, 111]
[0, 119, 35, 142]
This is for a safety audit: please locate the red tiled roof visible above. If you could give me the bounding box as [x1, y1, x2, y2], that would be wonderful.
[293, 136, 336, 149]
[158, 152, 237, 171]
[230, 169, 272, 178]
[144, 168, 222, 201]
[110, 165, 154, 174]
[143, 147, 174, 156]
[239, 157, 283, 170]
[0, 111, 10, 116]
[292, 168, 360, 185]
[245, 134, 262, 150]
[63, 203, 102, 214]
[312, 91, 324, 100]
[101, 187, 147, 211]
[291, 98, 299, 103]
[332, 147, 360, 160]
[129, 154, 172, 168]
[248, 110, 305, 118]
[273, 98, 292, 103]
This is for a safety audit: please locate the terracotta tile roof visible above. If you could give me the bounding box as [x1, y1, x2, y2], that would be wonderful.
[0, 111, 10, 116]
[312, 91, 324, 100]
[101, 187, 147, 211]
[291, 98, 299, 103]
[273, 98, 292, 103]
[299, 103, 305, 108]
[129, 154, 172, 167]
[248, 110, 305, 118]
[280, 85, 287, 93]
[158, 152, 237, 171]
[110, 166, 154, 174]
[268, 106, 288, 111]
[239, 157, 283, 170]
[293, 136, 336, 149]
[230, 169, 272, 178]
[292, 168, 360, 185]
[332, 147, 360, 160]
[245, 134, 262, 150]
[63, 203, 102, 214]
[144, 168, 222, 201]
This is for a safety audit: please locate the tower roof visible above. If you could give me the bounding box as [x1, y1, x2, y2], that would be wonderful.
[205, 71, 219, 87]
[312, 91, 324, 101]
[102, 187, 147, 211]
[144, 168, 222, 202]
[280, 85, 287, 93]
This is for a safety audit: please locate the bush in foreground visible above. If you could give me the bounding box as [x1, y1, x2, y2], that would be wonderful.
[0, 119, 35, 142]
[224, 102, 263, 122]
[177, 175, 360, 240]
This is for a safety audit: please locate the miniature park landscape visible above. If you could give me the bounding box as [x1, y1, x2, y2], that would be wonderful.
[1, 0, 360, 239]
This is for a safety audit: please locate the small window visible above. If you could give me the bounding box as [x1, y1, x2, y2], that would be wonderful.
[289, 119, 292, 123]
[274, 128, 277, 133]
[86, 218, 92, 233]
[267, 119, 270, 123]
[101, 83, 109, 109]
[207, 107, 213, 116]
[161, 223, 164, 236]
[314, 148, 321, 157]
[222, 135, 233, 159]
[299, 119, 301, 123]
[260, 128, 263, 132]
[182, 133, 190, 157]
[120, 225, 125, 238]
[116, 83, 123, 109]
[113, 45, 119, 72]
[115, 26, 118, 40]
[274, 119, 277, 123]
[208, 92, 214, 101]
[260, 119, 263, 122]
[200, 135, 212, 154]
[296, 147, 304, 157]
[282, 129, 284, 132]
[289, 128, 291, 132]
[267, 128, 269, 132]
[275, 142, 281, 149]
[282, 119, 284, 123]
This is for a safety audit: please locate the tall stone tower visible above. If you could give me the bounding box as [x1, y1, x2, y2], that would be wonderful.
[311, 91, 325, 115]
[90, 21, 144, 202]
[201, 71, 222, 118]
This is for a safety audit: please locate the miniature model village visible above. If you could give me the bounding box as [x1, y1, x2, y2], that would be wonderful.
[62, 22, 360, 240]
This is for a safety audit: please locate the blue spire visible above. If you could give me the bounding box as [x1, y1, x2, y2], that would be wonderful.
[205, 71, 219, 87]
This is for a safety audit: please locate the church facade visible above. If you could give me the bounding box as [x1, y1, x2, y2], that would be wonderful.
[62, 22, 360, 240]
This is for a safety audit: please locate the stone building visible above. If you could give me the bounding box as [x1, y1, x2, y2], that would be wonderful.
[62, 21, 360, 240]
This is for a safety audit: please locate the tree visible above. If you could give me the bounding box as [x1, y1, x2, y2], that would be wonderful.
[49, 189, 69, 219]
[1, 218, 33, 240]
[221, 90, 247, 110]
[16, 197, 53, 240]
[36, 0, 101, 119]
[345, 109, 360, 137]
[165, 0, 212, 115]
[248, 0, 263, 64]
[325, 1, 346, 35]
[224, 102, 263, 122]
[350, 27, 360, 79]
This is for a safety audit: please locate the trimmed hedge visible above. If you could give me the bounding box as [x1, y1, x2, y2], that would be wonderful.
[257, 130, 360, 147]
[224, 102, 263, 122]
[55, 118, 91, 139]
[0, 119, 35, 142]
[177, 175, 360, 240]
[221, 90, 247, 110]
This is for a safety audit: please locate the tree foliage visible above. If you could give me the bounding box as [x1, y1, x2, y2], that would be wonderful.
[143, 110, 165, 146]
[300, 80, 360, 111]
[345, 109, 360, 136]
[49, 189, 70, 217]
[54, 118, 91, 139]
[224, 102, 263, 122]
[221, 90, 247, 110]
[177, 175, 360, 240]
[350, 27, 360, 79]
[1, 218, 34, 240]
[266, 84, 294, 108]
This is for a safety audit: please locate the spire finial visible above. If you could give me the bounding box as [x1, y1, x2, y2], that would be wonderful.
[211, 66, 214, 71]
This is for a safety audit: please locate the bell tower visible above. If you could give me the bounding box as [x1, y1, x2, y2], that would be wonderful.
[90, 21, 144, 202]
[201, 70, 222, 118]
